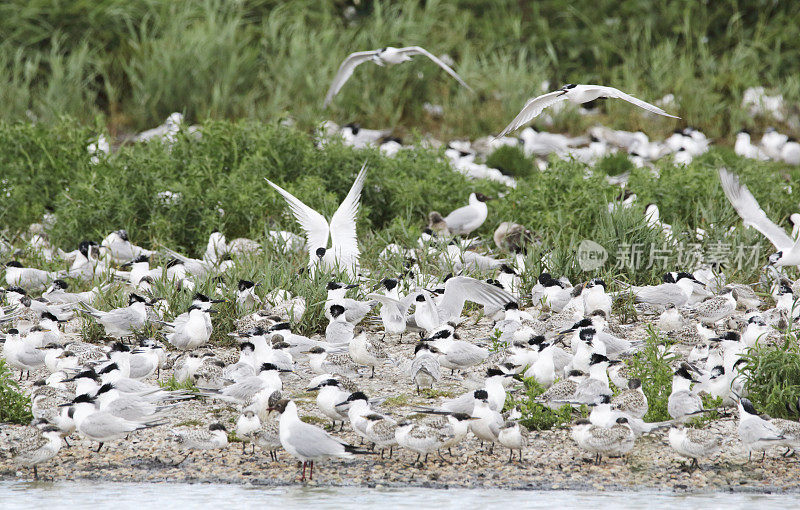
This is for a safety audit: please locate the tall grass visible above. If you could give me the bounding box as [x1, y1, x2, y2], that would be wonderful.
[0, 1, 797, 139]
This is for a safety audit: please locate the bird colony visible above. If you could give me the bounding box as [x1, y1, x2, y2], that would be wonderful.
[2, 46, 800, 485]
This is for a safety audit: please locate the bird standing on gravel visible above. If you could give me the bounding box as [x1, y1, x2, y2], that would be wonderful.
[668, 426, 721, 470]
[79, 294, 149, 338]
[571, 417, 636, 465]
[11, 424, 63, 480]
[348, 327, 390, 378]
[173, 423, 229, 462]
[160, 304, 215, 350]
[270, 399, 363, 481]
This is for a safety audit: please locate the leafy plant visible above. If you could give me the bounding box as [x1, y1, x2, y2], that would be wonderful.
[159, 376, 200, 393]
[739, 331, 800, 419]
[0, 359, 33, 424]
[509, 377, 576, 431]
[626, 326, 678, 421]
[484, 145, 535, 178]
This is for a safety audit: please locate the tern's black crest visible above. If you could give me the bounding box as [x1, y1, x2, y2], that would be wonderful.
[347, 391, 369, 402]
[329, 304, 345, 318]
[473, 389, 489, 401]
[238, 280, 256, 291]
[315, 247, 327, 258]
[209, 423, 227, 432]
[381, 278, 399, 291]
[589, 353, 609, 365]
[740, 398, 759, 415]
[499, 264, 516, 275]
[504, 301, 519, 311]
[579, 328, 596, 342]
[474, 193, 489, 202]
[486, 368, 505, 378]
[51, 279, 69, 290]
[6, 261, 23, 268]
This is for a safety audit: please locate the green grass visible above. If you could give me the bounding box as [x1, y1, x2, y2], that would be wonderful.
[510, 377, 577, 431]
[626, 327, 679, 422]
[0, 359, 33, 424]
[740, 329, 800, 419]
[0, 1, 797, 140]
[159, 376, 200, 393]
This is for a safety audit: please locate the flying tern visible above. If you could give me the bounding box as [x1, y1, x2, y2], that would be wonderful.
[324, 46, 472, 107]
[497, 84, 679, 138]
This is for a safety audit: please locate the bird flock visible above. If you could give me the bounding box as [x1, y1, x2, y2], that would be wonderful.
[2, 45, 800, 484]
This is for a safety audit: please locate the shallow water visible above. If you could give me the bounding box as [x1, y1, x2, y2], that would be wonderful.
[0, 481, 795, 510]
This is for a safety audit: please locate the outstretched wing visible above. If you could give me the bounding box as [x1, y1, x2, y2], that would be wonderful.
[324, 51, 378, 107]
[496, 90, 567, 138]
[400, 46, 473, 92]
[439, 276, 516, 320]
[329, 162, 368, 269]
[265, 179, 330, 261]
[588, 85, 679, 119]
[719, 168, 794, 251]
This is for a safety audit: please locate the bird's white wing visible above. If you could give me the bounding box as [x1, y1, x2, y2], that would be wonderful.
[718, 168, 794, 250]
[329, 162, 368, 269]
[289, 421, 348, 458]
[439, 276, 516, 320]
[323, 51, 379, 107]
[265, 178, 331, 260]
[496, 90, 568, 137]
[443, 205, 478, 233]
[587, 85, 679, 119]
[400, 46, 473, 91]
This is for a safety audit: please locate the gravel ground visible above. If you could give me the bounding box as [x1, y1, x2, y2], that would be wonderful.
[2, 311, 800, 492]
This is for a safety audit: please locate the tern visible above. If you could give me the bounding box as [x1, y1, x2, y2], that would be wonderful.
[719, 168, 800, 267]
[266, 163, 367, 277]
[270, 399, 366, 481]
[324, 46, 472, 107]
[497, 84, 679, 138]
[11, 424, 62, 480]
[79, 294, 150, 338]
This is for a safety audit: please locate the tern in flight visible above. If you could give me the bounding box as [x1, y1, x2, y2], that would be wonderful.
[497, 84, 679, 138]
[324, 46, 473, 107]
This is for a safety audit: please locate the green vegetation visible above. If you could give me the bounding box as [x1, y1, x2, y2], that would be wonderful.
[1, 118, 799, 336]
[740, 331, 800, 419]
[159, 376, 200, 393]
[510, 378, 576, 431]
[0, 1, 797, 141]
[484, 145, 534, 179]
[626, 327, 678, 422]
[0, 359, 34, 424]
